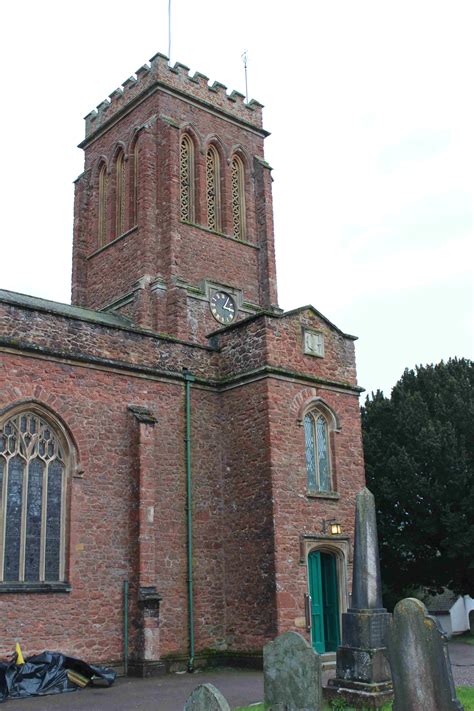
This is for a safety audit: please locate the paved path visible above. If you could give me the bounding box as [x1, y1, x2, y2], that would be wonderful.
[6, 642, 474, 709]
[449, 641, 474, 686]
[5, 668, 263, 710]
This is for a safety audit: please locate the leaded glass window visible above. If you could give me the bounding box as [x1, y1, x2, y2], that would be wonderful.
[304, 412, 332, 492]
[0, 412, 67, 583]
[116, 150, 126, 236]
[98, 163, 108, 245]
[180, 134, 194, 222]
[231, 156, 246, 240]
[206, 146, 221, 232]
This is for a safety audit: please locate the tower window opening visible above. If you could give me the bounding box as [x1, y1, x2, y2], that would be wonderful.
[231, 156, 246, 240]
[116, 150, 126, 236]
[98, 163, 108, 245]
[180, 135, 195, 223]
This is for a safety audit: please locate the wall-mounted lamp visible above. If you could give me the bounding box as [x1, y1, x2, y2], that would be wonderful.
[322, 518, 342, 535]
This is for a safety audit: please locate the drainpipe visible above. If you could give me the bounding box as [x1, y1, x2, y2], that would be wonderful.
[183, 368, 195, 672]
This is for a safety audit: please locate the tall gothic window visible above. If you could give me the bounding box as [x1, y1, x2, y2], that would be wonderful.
[304, 412, 332, 492]
[98, 163, 108, 245]
[0, 411, 68, 584]
[206, 145, 221, 232]
[180, 134, 195, 222]
[231, 155, 246, 240]
[131, 140, 139, 226]
[115, 150, 126, 236]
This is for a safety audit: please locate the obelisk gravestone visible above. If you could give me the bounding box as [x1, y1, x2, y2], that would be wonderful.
[326, 487, 393, 708]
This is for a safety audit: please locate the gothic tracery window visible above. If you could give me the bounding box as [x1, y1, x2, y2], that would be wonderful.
[115, 150, 126, 236]
[231, 155, 246, 240]
[180, 134, 195, 223]
[98, 163, 108, 245]
[304, 411, 332, 493]
[206, 145, 221, 232]
[0, 411, 68, 584]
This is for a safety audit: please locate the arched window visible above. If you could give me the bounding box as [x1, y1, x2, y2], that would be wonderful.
[206, 145, 221, 232]
[98, 163, 108, 245]
[115, 150, 126, 236]
[131, 140, 139, 227]
[0, 411, 68, 583]
[231, 155, 246, 240]
[304, 411, 332, 492]
[180, 134, 195, 223]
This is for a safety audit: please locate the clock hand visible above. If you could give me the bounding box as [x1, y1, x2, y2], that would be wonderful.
[222, 298, 234, 312]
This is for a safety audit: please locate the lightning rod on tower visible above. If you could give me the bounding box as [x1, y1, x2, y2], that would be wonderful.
[242, 50, 248, 103]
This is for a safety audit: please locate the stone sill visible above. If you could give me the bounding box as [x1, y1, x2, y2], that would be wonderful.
[180, 220, 260, 249]
[87, 225, 139, 260]
[0, 582, 71, 594]
[306, 491, 340, 500]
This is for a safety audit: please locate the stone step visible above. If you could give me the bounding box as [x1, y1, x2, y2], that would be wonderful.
[321, 653, 336, 671]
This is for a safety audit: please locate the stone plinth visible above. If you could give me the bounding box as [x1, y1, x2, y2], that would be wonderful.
[324, 488, 393, 708]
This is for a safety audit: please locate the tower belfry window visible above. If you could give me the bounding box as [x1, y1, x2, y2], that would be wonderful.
[180, 135, 194, 223]
[206, 146, 221, 232]
[131, 141, 139, 226]
[231, 156, 246, 240]
[98, 163, 108, 245]
[116, 150, 126, 236]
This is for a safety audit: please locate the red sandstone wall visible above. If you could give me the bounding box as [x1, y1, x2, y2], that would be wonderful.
[0, 351, 227, 663]
[220, 379, 277, 650]
[266, 378, 366, 639]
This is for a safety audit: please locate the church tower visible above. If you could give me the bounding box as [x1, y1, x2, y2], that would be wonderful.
[72, 53, 278, 343]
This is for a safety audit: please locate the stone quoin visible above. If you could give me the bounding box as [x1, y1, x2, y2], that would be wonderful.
[0, 51, 366, 674]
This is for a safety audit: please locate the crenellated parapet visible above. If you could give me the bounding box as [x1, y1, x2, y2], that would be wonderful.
[84, 52, 264, 139]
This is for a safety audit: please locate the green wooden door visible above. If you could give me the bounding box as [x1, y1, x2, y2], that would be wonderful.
[308, 550, 325, 653]
[321, 552, 340, 651]
[308, 550, 340, 653]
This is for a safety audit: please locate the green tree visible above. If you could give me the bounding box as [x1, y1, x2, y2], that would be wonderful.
[361, 358, 474, 608]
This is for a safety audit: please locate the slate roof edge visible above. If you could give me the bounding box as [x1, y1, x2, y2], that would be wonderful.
[207, 304, 357, 340]
[0, 289, 216, 352]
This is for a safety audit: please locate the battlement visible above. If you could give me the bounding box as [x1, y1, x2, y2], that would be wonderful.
[84, 52, 264, 139]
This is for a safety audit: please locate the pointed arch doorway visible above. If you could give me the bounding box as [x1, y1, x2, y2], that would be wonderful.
[308, 549, 341, 653]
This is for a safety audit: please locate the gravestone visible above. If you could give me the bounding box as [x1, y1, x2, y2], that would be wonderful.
[184, 683, 231, 711]
[326, 487, 393, 708]
[263, 630, 322, 710]
[387, 598, 464, 711]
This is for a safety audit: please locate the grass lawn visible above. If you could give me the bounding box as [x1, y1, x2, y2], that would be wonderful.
[234, 686, 474, 710]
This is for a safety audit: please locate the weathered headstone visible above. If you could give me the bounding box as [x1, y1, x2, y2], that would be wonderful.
[184, 683, 231, 711]
[263, 630, 322, 711]
[326, 487, 393, 708]
[387, 598, 464, 711]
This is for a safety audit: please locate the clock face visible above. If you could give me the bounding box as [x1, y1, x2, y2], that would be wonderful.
[210, 291, 237, 325]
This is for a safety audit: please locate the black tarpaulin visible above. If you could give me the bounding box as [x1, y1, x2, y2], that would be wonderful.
[0, 651, 116, 703]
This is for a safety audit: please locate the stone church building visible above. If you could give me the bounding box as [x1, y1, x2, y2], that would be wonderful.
[0, 52, 366, 674]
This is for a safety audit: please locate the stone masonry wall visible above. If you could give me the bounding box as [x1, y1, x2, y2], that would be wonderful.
[266, 378, 365, 639]
[0, 348, 229, 663]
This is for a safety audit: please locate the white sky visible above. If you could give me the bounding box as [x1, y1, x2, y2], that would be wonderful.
[0, 0, 472, 397]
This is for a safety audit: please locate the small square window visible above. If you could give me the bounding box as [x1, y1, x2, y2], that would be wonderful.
[303, 330, 324, 358]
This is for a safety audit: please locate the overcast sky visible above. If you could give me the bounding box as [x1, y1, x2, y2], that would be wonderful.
[0, 0, 472, 397]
